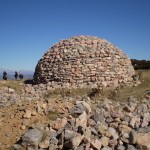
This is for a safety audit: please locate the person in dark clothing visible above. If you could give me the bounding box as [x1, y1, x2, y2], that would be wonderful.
[19, 74, 23, 80]
[3, 71, 7, 76]
[14, 71, 18, 80]
[3, 71, 7, 80]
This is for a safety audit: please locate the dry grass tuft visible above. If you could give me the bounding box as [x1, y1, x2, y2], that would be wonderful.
[45, 70, 150, 102]
[0, 80, 25, 92]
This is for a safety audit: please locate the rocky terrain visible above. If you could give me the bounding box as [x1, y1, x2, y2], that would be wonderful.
[0, 35, 149, 150]
[12, 96, 150, 150]
[0, 81, 75, 150]
[0, 70, 149, 150]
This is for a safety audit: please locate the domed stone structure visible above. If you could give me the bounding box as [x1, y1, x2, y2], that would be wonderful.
[34, 35, 135, 88]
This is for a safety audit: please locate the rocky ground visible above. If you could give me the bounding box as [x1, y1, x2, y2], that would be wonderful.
[0, 70, 149, 150]
[11, 95, 150, 150]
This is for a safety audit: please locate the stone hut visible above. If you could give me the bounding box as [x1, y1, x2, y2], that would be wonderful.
[34, 35, 135, 88]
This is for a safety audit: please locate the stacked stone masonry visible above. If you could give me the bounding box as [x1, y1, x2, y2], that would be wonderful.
[34, 35, 135, 88]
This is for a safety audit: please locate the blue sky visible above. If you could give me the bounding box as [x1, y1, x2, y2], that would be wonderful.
[0, 0, 150, 71]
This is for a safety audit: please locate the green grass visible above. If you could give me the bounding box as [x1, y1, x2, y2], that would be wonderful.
[45, 70, 150, 102]
[93, 70, 150, 101]
[44, 88, 92, 98]
[46, 111, 59, 121]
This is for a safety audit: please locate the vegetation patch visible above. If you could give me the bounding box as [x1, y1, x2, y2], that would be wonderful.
[46, 110, 59, 121]
[44, 70, 150, 102]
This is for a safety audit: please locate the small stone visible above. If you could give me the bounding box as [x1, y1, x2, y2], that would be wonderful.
[77, 145, 84, 150]
[118, 139, 123, 145]
[70, 103, 85, 115]
[21, 128, 43, 149]
[108, 139, 118, 148]
[104, 131, 112, 138]
[141, 116, 149, 127]
[117, 145, 125, 150]
[108, 127, 119, 140]
[87, 118, 96, 126]
[64, 133, 84, 149]
[76, 101, 92, 114]
[49, 144, 57, 150]
[122, 133, 129, 138]
[101, 146, 112, 150]
[136, 132, 150, 149]
[106, 117, 113, 123]
[13, 144, 23, 150]
[91, 113, 105, 123]
[64, 129, 76, 140]
[8, 88, 15, 93]
[23, 110, 31, 119]
[39, 139, 49, 149]
[84, 127, 91, 141]
[137, 126, 150, 133]
[75, 111, 87, 129]
[129, 130, 137, 144]
[126, 144, 136, 150]
[101, 136, 109, 147]
[114, 117, 121, 122]
[111, 111, 123, 119]
[90, 139, 102, 150]
[97, 123, 108, 135]
[103, 111, 111, 118]
[21, 125, 26, 130]
[120, 124, 132, 134]
[102, 81, 107, 87]
[85, 142, 90, 150]
[41, 103, 47, 109]
[135, 118, 141, 128]
[37, 105, 43, 114]
[50, 137, 58, 145]
[90, 127, 98, 135]
[121, 137, 129, 143]
[129, 118, 136, 128]
[10, 114, 15, 119]
[31, 111, 37, 116]
[52, 117, 67, 130]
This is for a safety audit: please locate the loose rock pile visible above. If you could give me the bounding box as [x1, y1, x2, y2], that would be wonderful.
[0, 83, 48, 107]
[34, 35, 135, 88]
[13, 96, 150, 150]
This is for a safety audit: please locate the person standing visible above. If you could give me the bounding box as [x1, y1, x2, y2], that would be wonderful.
[19, 74, 24, 80]
[14, 71, 18, 80]
[3, 71, 7, 80]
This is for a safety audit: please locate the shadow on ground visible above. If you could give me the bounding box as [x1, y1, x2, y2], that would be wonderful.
[24, 79, 33, 84]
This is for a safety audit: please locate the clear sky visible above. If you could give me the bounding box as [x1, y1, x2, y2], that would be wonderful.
[0, 0, 150, 71]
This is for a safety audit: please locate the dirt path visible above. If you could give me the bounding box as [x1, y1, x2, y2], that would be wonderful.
[0, 98, 73, 150]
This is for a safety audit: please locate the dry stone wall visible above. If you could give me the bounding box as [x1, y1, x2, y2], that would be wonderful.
[34, 35, 135, 88]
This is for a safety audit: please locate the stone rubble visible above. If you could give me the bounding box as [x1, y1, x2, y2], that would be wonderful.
[0, 83, 49, 107]
[0, 75, 142, 108]
[13, 96, 150, 150]
[34, 35, 135, 88]
[0, 36, 149, 150]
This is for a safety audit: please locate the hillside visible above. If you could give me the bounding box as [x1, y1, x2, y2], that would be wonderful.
[0, 70, 149, 149]
[131, 59, 150, 70]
